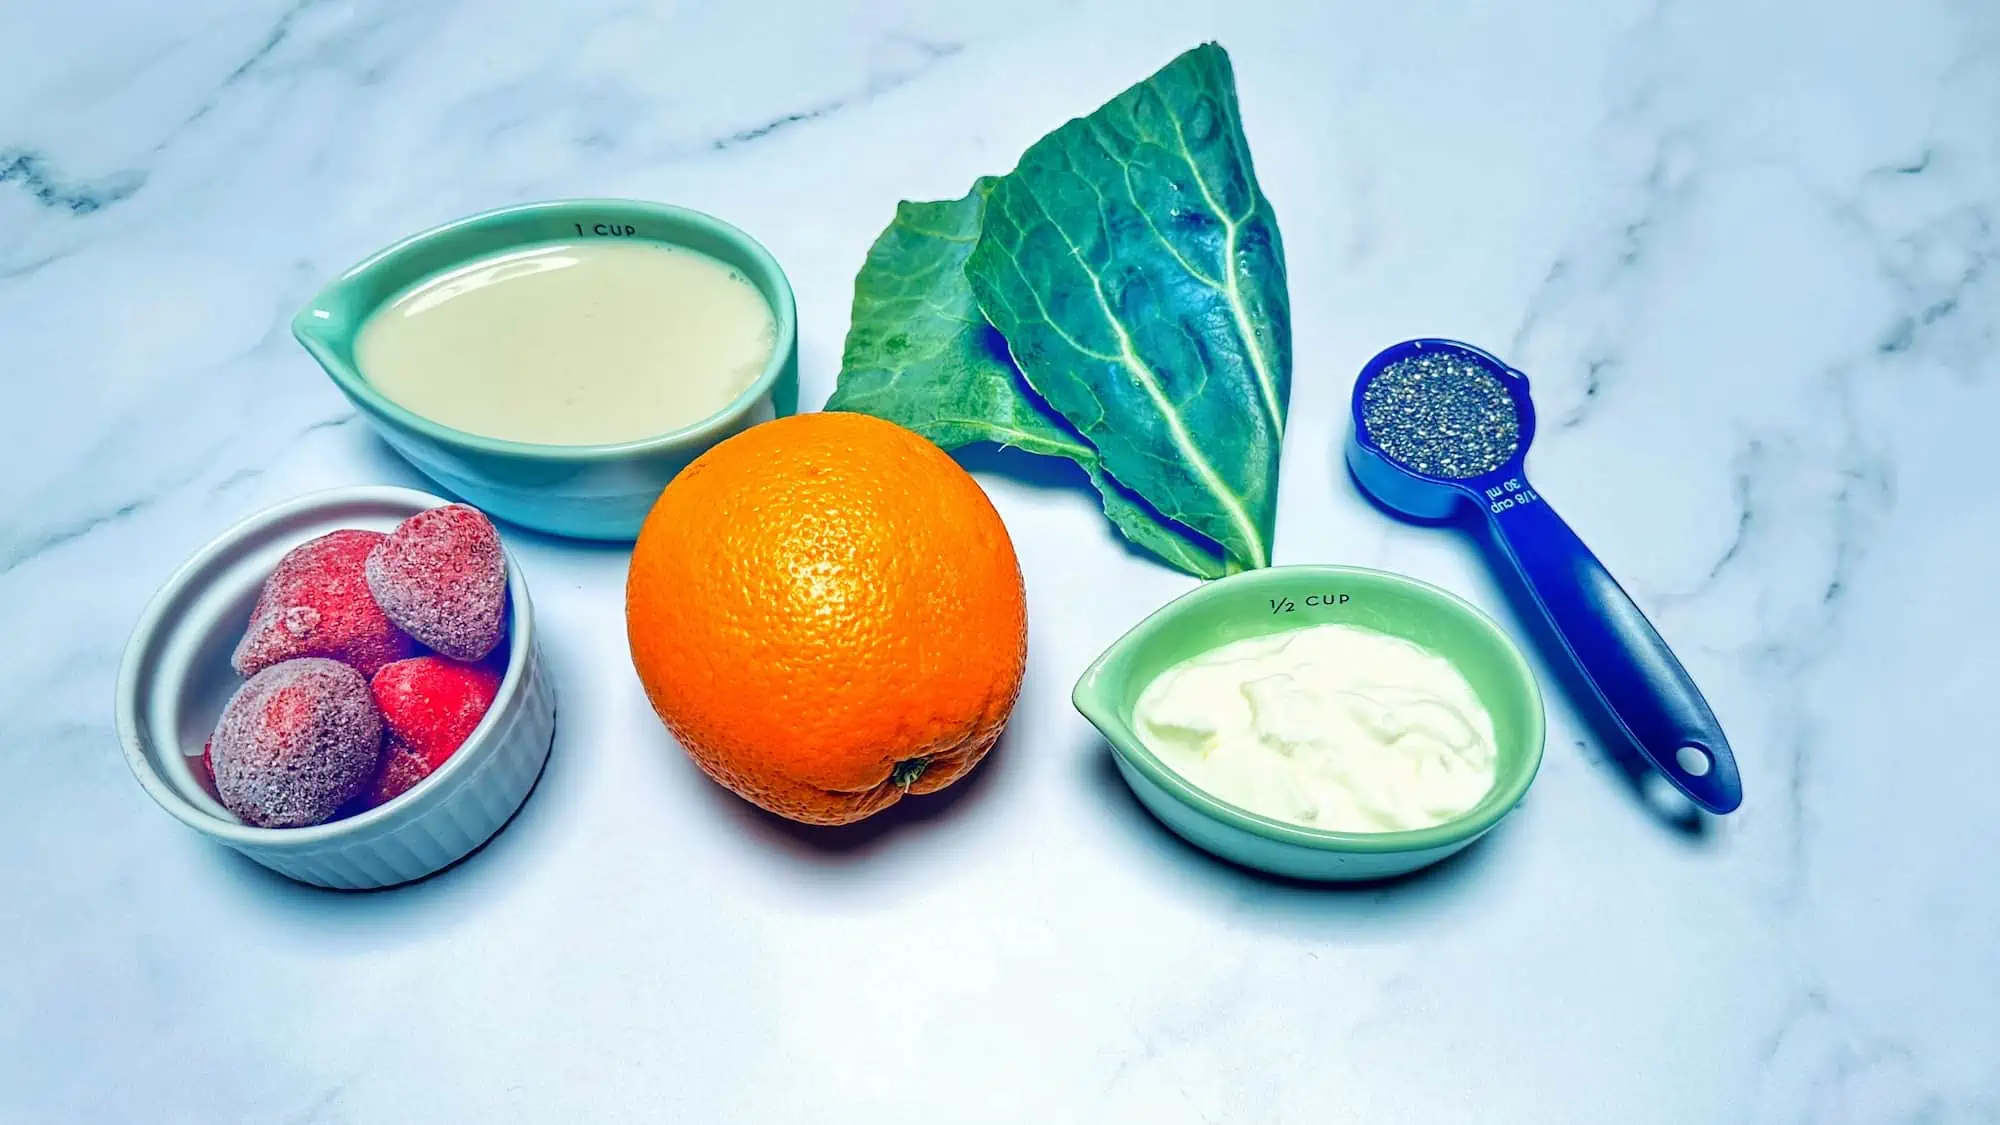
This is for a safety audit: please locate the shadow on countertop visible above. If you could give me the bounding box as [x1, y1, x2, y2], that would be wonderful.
[206, 596, 610, 944]
[1454, 497, 1716, 841]
[209, 727, 570, 947]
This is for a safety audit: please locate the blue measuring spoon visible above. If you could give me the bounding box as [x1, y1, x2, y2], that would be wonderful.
[1345, 338, 1742, 814]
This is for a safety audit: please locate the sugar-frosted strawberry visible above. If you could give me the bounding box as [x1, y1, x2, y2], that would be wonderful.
[209, 658, 384, 828]
[365, 505, 507, 661]
[233, 530, 419, 678]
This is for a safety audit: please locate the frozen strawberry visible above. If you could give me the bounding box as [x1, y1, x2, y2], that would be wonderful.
[209, 658, 384, 828]
[195, 737, 216, 794]
[369, 655, 503, 769]
[357, 737, 432, 810]
[365, 505, 507, 661]
[232, 529, 420, 678]
[331, 738, 430, 818]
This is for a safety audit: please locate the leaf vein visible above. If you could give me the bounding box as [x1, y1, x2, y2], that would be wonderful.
[1161, 89, 1285, 437]
[999, 177, 1268, 567]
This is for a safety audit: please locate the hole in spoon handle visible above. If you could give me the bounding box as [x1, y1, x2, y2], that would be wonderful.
[1675, 744, 1712, 777]
[1480, 484, 1744, 814]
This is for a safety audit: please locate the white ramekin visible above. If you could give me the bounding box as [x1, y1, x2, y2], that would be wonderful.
[114, 486, 557, 889]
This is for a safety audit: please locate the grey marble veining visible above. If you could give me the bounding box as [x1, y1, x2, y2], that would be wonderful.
[3, 1, 1997, 1121]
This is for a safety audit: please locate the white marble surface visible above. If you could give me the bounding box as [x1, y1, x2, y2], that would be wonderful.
[4, 0, 1998, 1120]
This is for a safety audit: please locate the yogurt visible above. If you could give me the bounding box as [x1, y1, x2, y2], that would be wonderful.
[1132, 623, 1497, 832]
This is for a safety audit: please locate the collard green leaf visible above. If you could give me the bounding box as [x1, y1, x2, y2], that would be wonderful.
[967, 43, 1290, 571]
[825, 42, 1286, 577]
[827, 185, 1229, 578]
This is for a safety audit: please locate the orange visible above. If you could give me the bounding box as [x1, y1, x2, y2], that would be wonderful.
[626, 412, 1028, 825]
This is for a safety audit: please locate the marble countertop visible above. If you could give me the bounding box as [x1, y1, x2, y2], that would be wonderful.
[5, 1, 1998, 1121]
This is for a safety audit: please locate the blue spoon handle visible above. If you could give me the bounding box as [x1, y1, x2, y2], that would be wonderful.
[1483, 479, 1743, 813]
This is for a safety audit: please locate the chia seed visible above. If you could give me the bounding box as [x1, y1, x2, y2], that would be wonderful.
[1361, 350, 1521, 479]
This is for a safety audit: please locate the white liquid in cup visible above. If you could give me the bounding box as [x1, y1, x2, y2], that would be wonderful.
[356, 240, 777, 446]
